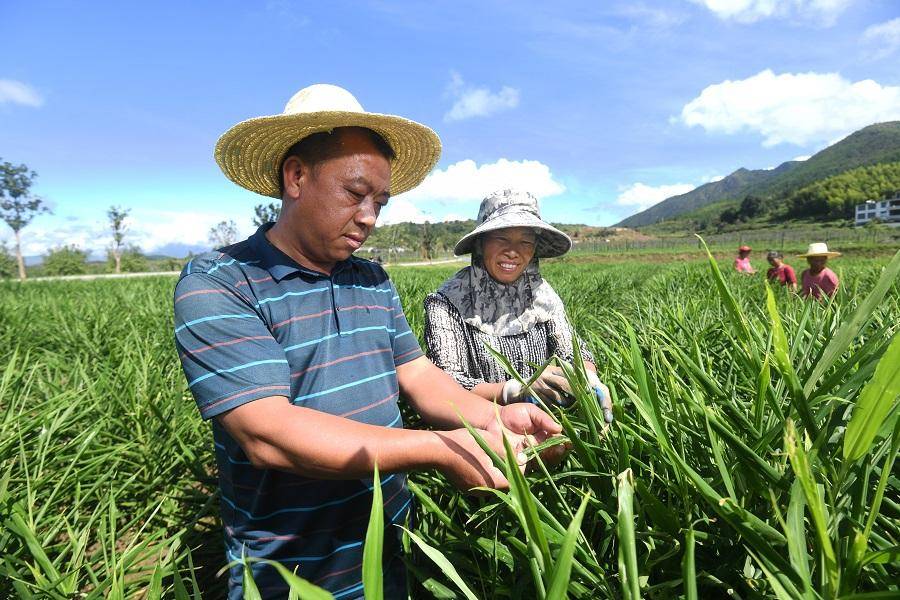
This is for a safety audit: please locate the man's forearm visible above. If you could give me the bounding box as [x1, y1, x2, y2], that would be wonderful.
[398, 357, 496, 429]
[217, 397, 448, 479]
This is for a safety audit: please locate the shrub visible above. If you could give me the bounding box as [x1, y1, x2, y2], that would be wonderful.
[0, 242, 15, 278]
[107, 245, 147, 273]
[43, 244, 88, 276]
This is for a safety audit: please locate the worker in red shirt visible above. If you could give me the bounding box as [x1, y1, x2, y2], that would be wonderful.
[799, 243, 841, 300]
[765, 250, 797, 291]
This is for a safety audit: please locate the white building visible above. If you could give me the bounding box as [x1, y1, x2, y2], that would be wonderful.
[855, 192, 900, 226]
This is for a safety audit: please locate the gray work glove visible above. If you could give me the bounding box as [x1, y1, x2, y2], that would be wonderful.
[501, 366, 573, 407]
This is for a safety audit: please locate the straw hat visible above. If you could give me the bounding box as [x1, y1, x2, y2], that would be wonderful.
[798, 242, 841, 258]
[214, 84, 441, 198]
[454, 189, 572, 258]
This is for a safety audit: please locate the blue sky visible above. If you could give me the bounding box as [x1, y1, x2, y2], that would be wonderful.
[2, 0, 899, 257]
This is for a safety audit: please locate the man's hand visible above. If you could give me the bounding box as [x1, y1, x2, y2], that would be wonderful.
[434, 428, 527, 493]
[487, 402, 571, 468]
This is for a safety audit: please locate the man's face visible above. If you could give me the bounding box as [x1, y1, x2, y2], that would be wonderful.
[282, 130, 391, 272]
[807, 256, 828, 272]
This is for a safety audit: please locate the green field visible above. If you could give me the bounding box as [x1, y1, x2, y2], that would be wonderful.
[1, 251, 898, 599]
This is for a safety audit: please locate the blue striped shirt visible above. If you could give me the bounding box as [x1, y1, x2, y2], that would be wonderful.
[173, 224, 421, 599]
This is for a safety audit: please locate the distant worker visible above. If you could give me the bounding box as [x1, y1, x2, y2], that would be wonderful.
[734, 245, 756, 274]
[799, 242, 841, 299]
[765, 250, 797, 291]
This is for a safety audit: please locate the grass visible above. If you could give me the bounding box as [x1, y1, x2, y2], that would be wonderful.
[0, 251, 898, 598]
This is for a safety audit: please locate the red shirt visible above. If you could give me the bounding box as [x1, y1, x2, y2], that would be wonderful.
[801, 267, 839, 299]
[767, 264, 797, 286]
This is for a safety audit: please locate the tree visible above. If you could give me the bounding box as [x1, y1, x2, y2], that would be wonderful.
[719, 206, 740, 225]
[0, 159, 51, 280]
[252, 202, 280, 227]
[43, 245, 88, 276]
[106, 244, 147, 273]
[420, 220, 434, 260]
[209, 220, 238, 248]
[738, 195, 762, 220]
[0, 242, 15, 279]
[107, 205, 130, 274]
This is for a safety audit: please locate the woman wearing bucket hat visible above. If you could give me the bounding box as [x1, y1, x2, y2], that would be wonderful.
[424, 189, 614, 423]
[799, 242, 841, 299]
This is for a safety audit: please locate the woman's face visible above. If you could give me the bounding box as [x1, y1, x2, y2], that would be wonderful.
[480, 227, 537, 284]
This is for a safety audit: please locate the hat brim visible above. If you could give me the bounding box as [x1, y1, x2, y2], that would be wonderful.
[798, 251, 841, 258]
[215, 110, 441, 198]
[454, 213, 572, 258]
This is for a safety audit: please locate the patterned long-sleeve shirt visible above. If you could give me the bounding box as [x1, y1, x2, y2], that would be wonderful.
[423, 292, 594, 390]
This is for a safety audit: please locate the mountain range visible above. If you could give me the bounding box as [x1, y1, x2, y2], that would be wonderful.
[615, 121, 900, 228]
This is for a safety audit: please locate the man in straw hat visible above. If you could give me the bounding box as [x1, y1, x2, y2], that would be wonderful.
[798, 242, 841, 299]
[173, 84, 566, 598]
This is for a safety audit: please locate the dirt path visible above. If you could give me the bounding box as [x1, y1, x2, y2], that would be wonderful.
[12, 257, 467, 283]
[16, 271, 181, 283]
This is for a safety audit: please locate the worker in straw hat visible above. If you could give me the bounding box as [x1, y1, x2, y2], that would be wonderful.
[172, 84, 565, 599]
[734, 245, 756, 273]
[798, 242, 841, 299]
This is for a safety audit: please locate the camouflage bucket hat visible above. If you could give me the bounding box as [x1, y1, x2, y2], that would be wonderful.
[454, 189, 572, 258]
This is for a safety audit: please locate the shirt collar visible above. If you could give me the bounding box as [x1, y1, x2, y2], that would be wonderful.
[249, 223, 353, 282]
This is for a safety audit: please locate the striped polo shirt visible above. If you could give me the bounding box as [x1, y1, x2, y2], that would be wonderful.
[173, 223, 421, 599]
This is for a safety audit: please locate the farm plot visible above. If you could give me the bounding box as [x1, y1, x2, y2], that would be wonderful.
[0, 253, 898, 598]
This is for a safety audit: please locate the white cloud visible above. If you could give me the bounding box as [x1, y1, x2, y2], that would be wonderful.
[16, 209, 256, 257]
[129, 209, 255, 253]
[862, 17, 900, 60]
[677, 69, 900, 147]
[400, 158, 565, 203]
[615, 182, 696, 211]
[688, 0, 853, 25]
[444, 72, 520, 122]
[702, 173, 726, 183]
[379, 197, 429, 225]
[792, 154, 812, 161]
[0, 79, 44, 107]
[618, 3, 687, 29]
[441, 213, 468, 222]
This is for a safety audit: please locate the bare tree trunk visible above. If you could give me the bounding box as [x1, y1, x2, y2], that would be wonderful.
[14, 229, 26, 280]
[114, 250, 122, 274]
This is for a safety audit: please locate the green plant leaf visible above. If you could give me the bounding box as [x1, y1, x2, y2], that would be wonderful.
[843, 333, 900, 462]
[399, 527, 479, 600]
[545, 492, 591, 600]
[617, 469, 640, 600]
[363, 463, 384, 600]
[806, 249, 900, 397]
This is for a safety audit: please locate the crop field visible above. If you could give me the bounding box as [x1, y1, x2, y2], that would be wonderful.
[0, 251, 898, 599]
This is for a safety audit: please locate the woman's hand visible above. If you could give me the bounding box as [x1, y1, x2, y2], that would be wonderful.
[501, 367, 573, 406]
[586, 371, 614, 424]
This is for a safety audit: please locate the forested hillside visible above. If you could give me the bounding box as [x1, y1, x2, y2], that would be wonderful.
[616, 121, 900, 228]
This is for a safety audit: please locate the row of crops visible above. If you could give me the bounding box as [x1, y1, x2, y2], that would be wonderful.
[0, 250, 898, 598]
